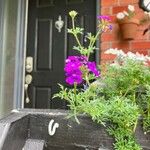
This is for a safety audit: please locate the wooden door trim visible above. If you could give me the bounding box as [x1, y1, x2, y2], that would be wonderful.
[19, 0, 100, 108]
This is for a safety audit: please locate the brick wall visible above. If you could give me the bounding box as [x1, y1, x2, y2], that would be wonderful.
[100, 0, 150, 64]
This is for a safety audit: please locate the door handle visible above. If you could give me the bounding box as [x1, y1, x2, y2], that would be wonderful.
[25, 56, 33, 104]
[25, 74, 32, 103]
[25, 56, 33, 73]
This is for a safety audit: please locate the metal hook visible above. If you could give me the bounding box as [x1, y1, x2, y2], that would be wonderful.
[48, 119, 59, 136]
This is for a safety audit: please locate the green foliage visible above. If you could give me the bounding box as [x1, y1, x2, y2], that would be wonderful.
[96, 58, 150, 133]
[87, 56, 150, 149]
[53, 10, 150, 150]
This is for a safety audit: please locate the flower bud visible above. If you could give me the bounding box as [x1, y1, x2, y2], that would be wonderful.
[69, 10, 78, 18]
[128, 5, 135, 12]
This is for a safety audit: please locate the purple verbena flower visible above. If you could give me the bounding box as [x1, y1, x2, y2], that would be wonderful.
[65, 56, 84, 85]
[109, 24, 113, 30]
[87, 62, 100, 77]
[66, 73, 83, 85]
[97, 15, 111, 21]
[64, 61, 80, 72]
[64, 56, 100, 85]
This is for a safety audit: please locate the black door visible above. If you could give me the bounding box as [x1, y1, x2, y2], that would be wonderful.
[25, 0, 96, 109]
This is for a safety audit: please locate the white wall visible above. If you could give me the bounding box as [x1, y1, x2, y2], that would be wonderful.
[0, 0, 18, 118]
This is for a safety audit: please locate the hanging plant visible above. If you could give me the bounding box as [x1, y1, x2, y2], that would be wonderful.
[116, 5, 150, 40]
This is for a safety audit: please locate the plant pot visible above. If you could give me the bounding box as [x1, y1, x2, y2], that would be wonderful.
[118, 18, 140, 40]
[0, 109, 150, 150]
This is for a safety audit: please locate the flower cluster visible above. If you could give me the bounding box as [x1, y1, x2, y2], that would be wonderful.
[116, 5, 135, 20]
[64, 56, 100, 85]
[116, 4, 150, 26]
[105, 48, 150, 64]
[97, 15, 112, 31]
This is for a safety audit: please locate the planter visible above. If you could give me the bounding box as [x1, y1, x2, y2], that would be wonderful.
[0, 109, 149, 150]
[118, 18, 140, 40]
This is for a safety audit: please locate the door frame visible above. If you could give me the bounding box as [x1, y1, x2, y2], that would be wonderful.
[15, 0, 100, 109]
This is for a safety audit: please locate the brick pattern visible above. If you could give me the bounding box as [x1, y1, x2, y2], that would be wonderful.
[100, 0, 150, 63]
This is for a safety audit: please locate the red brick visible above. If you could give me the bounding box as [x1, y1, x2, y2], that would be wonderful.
[101, 0, 118, 7]
[134, 4, 144, 12]
[101, 7, 112, 15]
[118, 0, 139, 5]
[131, 42, 150, 49]
[120, 50, 149, 58]
[100, 0, 150, 62]
[109, 15, 117, 22]
[138, 24, 150, 31]
[101, 42, 111, 51]
[112, 41, 130, 50]
[148, 33, 150, 40]
[101, 53, 116, 60]
[135, 50, 149, 55]
[132, 0, 139, 3]
[112, 6, 127, 14]
[101, 33, 118, 41]
[148, 50, 150, 56]
[136, 11, 146, 20]
[134, 30, 149, 41]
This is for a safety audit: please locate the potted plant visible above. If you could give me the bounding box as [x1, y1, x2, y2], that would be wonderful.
[54, 10, 150, 150]
[116, 5, 140, 40]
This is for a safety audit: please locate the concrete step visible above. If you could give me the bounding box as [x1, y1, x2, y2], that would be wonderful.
[22, 139, 45, 150]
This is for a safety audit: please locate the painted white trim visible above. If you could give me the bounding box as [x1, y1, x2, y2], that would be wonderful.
[13, 0, 29, 109]
[22, 0, 29, 108]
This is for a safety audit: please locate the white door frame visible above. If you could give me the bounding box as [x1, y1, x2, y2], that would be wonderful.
[13, 0, 29, 109]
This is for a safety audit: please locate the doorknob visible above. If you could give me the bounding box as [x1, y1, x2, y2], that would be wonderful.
[55, 15, 64, 32]
[25, 74, 32, 84]
[25, 74, 32, 103]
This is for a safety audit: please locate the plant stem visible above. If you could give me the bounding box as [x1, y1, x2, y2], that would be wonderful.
[74, 82, 77, 103]
[91, 29, 101, 47]
[73, 82, 80, 124]
[85, 74, 90, 87]
[87, 29, 101, 59]
[148, 98, 150, 118]
[74, 109, 80, 124]
[133, 118, 138, 133]
[71, 18, 83, 50]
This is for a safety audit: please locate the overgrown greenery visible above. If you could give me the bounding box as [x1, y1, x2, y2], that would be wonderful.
[53, 11, 150, 150]
[86, 57, 150, 150]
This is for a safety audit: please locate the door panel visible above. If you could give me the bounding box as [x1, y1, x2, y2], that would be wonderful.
[25, 0, 96, 109]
